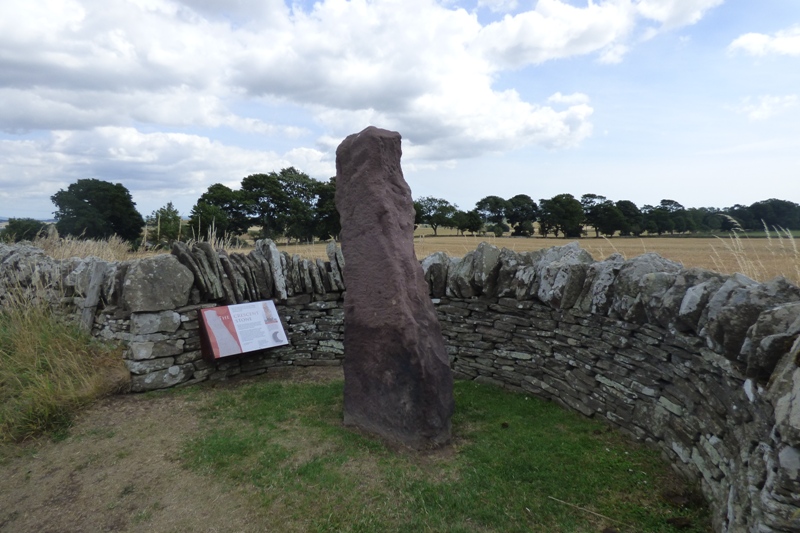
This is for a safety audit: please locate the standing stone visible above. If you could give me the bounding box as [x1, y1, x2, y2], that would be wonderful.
[335, 126, 454, 449]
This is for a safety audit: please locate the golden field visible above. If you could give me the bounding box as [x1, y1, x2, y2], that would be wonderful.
[24, 226, 800, 286]
[274, 228, 800, 286]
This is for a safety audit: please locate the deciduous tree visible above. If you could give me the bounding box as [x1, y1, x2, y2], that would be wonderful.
[616, 200, 644, 236]
[0, 218, 48, 242]
[241, 167, 318, 242]
[505, 194, 538, 236]
[593, 202, 626, 237]
[539, 194, 584, 238]
[312, 178, 340, 241]
[451, 209, 484, 235]
[416, 196, 457, 236]
[51, 179, 144, 241]
[188, 202, 230, 239]
[581, 194, 607, 237]
[195, 184, 250, 235]
[475, 196, 509, 225]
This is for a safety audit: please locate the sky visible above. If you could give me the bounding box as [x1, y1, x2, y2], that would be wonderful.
[1, 0, 799, 221]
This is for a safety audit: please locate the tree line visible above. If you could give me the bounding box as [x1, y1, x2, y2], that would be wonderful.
[2, 171, 799, 245]
[414, 193, 800, 239]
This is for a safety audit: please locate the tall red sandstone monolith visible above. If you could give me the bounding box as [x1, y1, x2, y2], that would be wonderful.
[335, 126, 454, 448]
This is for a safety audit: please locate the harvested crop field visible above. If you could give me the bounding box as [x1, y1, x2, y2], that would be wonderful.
[274, 232, 800, 285]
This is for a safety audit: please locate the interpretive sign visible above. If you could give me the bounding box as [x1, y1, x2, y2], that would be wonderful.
[199, 300, 288, 360]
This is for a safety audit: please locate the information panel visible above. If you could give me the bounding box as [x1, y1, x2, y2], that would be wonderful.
[199, 300, 288, 360]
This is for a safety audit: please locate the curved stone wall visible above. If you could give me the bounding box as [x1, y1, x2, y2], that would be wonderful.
[1, 240, 799, 532]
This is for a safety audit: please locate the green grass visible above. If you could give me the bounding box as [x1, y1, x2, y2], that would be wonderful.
[182, 379, 710, 533]
[0, 301, 129, 443]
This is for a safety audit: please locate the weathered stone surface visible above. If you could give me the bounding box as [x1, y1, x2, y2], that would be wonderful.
[703, 275, 800, 360]
[313, 259, 331, 293]
[447, 251, 477, 298]
[741, 302, 800, 380]
[130, 310, 182, 335]
[639, 270, 679, 324]
[63, 257, 104, 296]
[495, 248, 536, 298]
[326, 242, 346, 292]
[0, 244, 60, 292]
[471, 242, 502, 297]
[245, 253, 273, 300]
[421, 251, 450, 298]
[257, 239, 287, 300]
[575, 253, 624, 315]
[249, 243, 275, 299]
[512, 264, 537, 300]
[125, 357, 175, 375]
[171, 241, 209, 295]
[275, 252, 291, 297]
[657, 268, 725, 332]
[769, 346, 800, 444]
[130, 363, 193, 392]
[218, 250, 245, 303]
[128, 339, 185, 360]
[291, 254, 305, 294]
[678, 277, 727, 333]
[335, 126, 453, 448]
[609, 253, 682, 323]
[194, 242, 226, 301]
[230, 253, 257, 301]
[298, 256, 314, 295]
[122, 254, 194, 313]
[306, 258, 325, 295]
[537, 244, 593, 310]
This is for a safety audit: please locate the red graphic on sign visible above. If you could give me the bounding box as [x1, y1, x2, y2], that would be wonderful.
[201, 308, 243, 357]
[199, 301, 288, 360]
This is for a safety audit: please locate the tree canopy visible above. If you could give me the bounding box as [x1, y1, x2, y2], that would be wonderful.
[146, 202, 182, 244]
[51, 179, 144, 241]
[505, 195, 538, 236]
[451, 210, 483, 235]
[539, 194, 583, 238]
[44, 169, 799, 246]
[0, 218, 49, 242]
[416, 197, 457, 236]
[475, 196, 508, 225]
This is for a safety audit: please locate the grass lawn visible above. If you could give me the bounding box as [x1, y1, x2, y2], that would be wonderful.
[181, 377, 710, 533]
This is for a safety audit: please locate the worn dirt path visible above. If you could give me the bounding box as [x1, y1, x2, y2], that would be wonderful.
[0, 367, 343, 533]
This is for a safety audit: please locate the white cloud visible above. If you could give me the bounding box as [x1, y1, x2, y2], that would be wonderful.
[0, 128, 332, 216]
[475, 0, 723, 66]
[636, 0, 724, 31]
[729, 25, 800, 56]
[0, 0, 728, 218]
[477, 0, 519, 13]
[732, 95, 799, 121]
[476, 0, 636, 67]
[547, 92, 591, 105]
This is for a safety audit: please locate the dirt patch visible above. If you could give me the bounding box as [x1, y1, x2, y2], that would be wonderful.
[0, 366, 343, 533]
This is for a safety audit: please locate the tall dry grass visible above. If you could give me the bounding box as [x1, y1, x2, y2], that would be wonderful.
[26, 224, 251, 262]
[32, 226, 137, 262]
[0, 290, 129, 442]
[709, 222, 800, 285]
[14, 225, 800, 285]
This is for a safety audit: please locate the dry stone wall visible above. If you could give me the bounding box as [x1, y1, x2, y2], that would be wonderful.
[1, 239, 799, 532]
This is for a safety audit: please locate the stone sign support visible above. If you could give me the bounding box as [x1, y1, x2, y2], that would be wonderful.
[335, 126, 454, 448]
